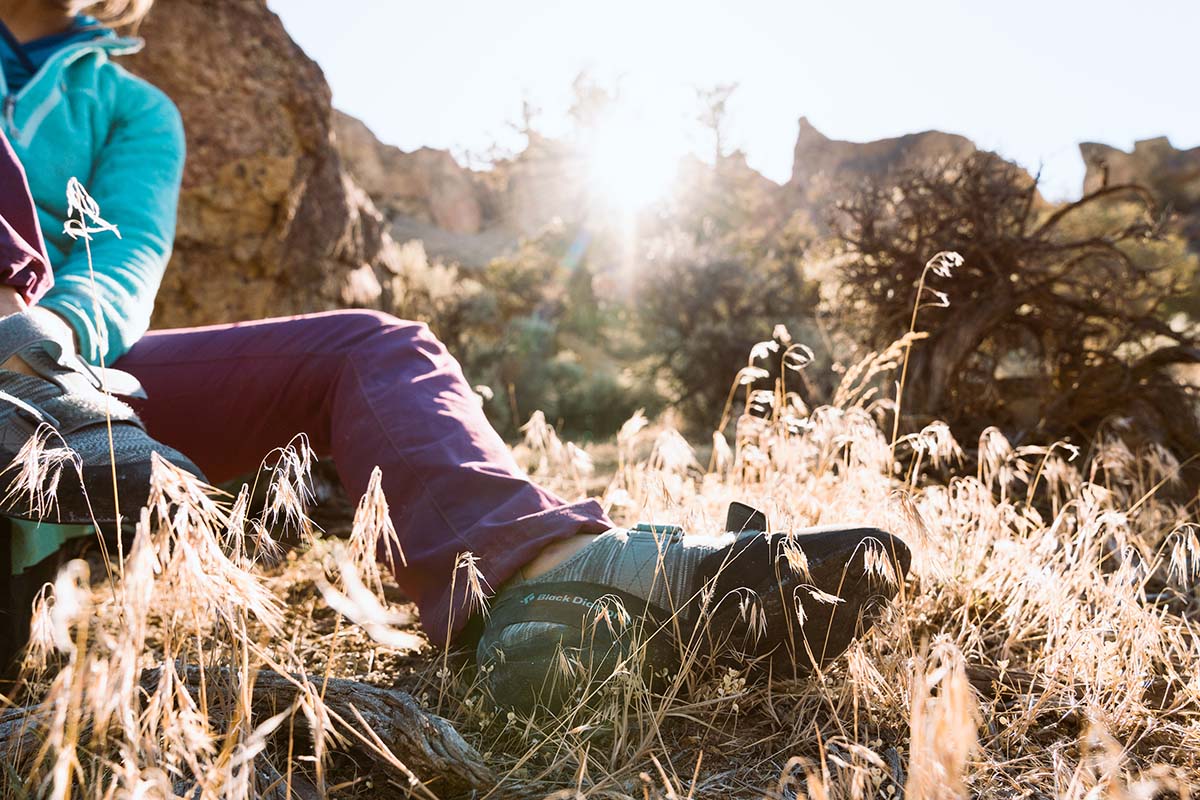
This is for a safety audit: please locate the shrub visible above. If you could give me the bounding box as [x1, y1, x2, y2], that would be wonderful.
[636, 240, 819, 430]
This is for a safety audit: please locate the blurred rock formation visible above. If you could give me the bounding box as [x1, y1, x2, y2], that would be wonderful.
[1081, 137, 1200, 247]
[784, 117, 978, 227]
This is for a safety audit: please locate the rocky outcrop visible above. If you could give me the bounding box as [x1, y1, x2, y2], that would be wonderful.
[334, 112, 568, 267]
[789, 117, 977, 187]
[333, 112, 488, 235]
[1081, 137, 1200, 244]
[333, 119, 590, 267]
[123, 0, 401, 328]
[786, 117, 977, 222]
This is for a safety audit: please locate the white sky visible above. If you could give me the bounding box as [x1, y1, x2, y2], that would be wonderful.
[273, 0, 1198, 201]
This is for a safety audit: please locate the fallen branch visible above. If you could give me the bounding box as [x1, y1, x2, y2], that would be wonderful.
[1, 665, 496, 797]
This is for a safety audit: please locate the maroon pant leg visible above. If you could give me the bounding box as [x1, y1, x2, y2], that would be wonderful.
[0, 129, 52, 303]
[114, 310, 611, 645]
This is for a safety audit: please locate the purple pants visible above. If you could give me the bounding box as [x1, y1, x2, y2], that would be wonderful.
[0, 130, 51, 304]
[0, 131, 612, 646]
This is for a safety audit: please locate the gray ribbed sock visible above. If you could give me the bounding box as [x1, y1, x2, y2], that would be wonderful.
[0, 309, 73, 365]
[485, 527, 735, 651]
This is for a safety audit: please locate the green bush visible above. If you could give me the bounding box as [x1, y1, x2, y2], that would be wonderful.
[635, 241, 819, 431]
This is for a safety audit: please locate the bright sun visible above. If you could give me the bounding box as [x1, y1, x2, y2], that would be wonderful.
[583, 103, 687, 213]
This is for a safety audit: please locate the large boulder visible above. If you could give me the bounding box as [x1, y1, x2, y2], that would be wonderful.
[123, 0, 401, 328]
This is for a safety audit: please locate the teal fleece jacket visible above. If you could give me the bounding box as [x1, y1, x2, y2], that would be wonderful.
[0, 27, 184, 366]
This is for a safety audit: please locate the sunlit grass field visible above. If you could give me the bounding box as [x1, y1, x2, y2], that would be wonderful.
[2, 314, 1197, 799]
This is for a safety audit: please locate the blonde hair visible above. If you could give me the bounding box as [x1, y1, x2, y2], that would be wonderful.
[61, 0, 155, 27]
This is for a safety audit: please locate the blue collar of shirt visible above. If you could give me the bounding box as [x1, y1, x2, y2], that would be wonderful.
[0, 15, 111, 94]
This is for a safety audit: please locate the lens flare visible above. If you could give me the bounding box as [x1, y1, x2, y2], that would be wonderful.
[584, 104, 684, 213]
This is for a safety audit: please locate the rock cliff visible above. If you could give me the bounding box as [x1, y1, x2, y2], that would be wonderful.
[333, 112, 525, 267]
[333, 117, 583, 267]
[1081, 137, 1200, 245]
[785, 117, 978, 222]
[124, 0, 401, 328]
[333, 111, 488, 235]
[331, 113, 992, 265]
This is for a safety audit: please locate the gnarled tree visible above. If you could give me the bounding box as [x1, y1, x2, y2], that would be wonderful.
[832, 152, 1200, 477]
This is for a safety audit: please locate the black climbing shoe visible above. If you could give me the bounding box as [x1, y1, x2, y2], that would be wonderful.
[477, 503, 910, 712]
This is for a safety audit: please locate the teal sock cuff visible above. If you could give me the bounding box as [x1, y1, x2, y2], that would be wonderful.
[9, 518, 92, 575]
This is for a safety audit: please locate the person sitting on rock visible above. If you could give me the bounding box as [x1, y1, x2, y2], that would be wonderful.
[0, 0, 910, 711]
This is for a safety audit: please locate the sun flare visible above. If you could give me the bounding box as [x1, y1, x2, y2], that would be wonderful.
[583, 103, 687, 213]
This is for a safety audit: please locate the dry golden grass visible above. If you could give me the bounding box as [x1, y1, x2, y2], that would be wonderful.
[482, 346, 1199, 800]
[9, 323, 1200, 798]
